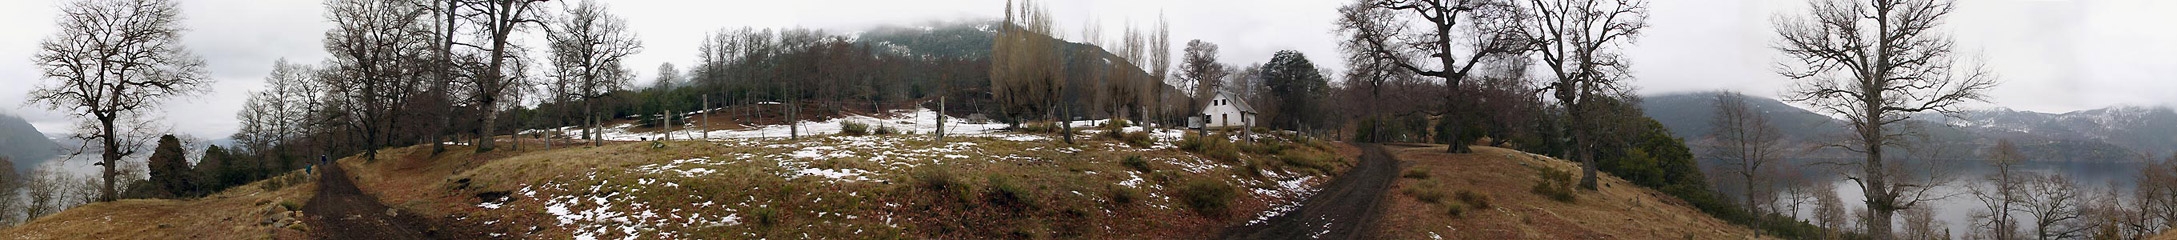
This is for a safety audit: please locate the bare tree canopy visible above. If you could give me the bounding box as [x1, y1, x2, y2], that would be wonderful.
[1708, 91, 1788, 226]
[26, 0, 209, 202]
[1336, 0, 1531, 153]
[546, 0, 642, 147]
[321, 0, 435, 160]
[989, 0, 1065, 126]
[1522, 0, 1649, 190]
[1772, 0, 1999, 237]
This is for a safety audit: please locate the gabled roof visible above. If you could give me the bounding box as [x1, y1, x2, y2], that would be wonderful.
[1207, 91, 1255, 113]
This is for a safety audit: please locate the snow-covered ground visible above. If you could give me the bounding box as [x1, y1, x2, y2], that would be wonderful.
[522, 107, 1059, 142]
[497, 105, 1329, 238]
[520, 106, 1201, 146]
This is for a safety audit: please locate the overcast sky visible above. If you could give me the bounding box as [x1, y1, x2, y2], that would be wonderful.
[2, 0, 2172, 140]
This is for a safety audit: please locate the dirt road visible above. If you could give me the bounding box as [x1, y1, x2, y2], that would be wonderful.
[1221, 144, 1401, 239]
[302, 163, 433, 240]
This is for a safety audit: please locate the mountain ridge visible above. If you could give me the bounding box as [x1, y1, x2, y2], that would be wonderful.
[1642, 91, 2171, 163]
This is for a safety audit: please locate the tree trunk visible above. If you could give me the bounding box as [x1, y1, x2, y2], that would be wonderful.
[480, 107, 499, 152]
[98, 117, 119, 202]
[588, 103, 600, 147]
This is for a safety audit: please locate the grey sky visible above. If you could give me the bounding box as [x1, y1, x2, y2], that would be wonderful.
[2, 0, 2172, 140]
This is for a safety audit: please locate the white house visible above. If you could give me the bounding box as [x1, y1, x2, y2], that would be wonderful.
[1200, 91, 1256, 129]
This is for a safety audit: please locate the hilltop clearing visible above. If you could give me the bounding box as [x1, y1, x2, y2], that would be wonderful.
[1378, 144, 1766, 239]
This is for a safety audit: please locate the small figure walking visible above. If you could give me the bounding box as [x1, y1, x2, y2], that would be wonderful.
[310, 154, 326, 175]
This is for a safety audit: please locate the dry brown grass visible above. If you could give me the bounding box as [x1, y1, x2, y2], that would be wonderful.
[1378, 144, 1768, 240]
[336, 132, 1362, 239]
[0, 170, 319, 240]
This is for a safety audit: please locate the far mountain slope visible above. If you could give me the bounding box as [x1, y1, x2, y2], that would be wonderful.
[0, 113, 61, 173]
[1644, 91, 2169, 163]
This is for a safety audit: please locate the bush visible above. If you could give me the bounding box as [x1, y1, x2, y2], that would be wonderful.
[1120, 131, 1152, 148]
[1205, 143, 1241, 163]
[1455, 190, 1491, 209]
[1179, 133, 1208, 151]
[1532, 166, 1584, 202]
[1279, 150, 1335, 174]
[1179, 178, 1238, 215]
[841, 121, 870, 136]
[985, 175, 1037, 210]
[1406, 187, 1447, 204]
[1239, 141, 1288, 155]
[914, 168, 971, 200]
[754, 206, 779, 226]
[279, 200, 302, 211]
[1122, 155, 1152, 173]
[1102, 119, 1131, 128]
[1182, 133, 1242, 162]
[874, 125, 899, 135]
[1444, 201, 1467, 217]
[1107, 185, 1142, 206]
[1018, 121, 1061, 134]
[1531, 167, 1578, 203]
[1401, 169, 1431, 179]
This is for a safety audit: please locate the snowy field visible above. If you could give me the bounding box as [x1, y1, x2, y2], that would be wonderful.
[493, 106, 1324, 239]
[520, 106, 1190, 144]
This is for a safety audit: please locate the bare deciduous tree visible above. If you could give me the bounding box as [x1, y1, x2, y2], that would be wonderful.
[1522, 0, 1649, 189]
[463, 0, 548, 150]
[2140, 154, 2177, 233]
[1815, 182, 1849, 237]
[234, 60, 324, 155]
[1968, 139, 2025, 240]
[2021, 173, 2088, 239]
[989, 0, 1066, 129]
[1337, 0, 1531, 153]
[26, 0, 208, 202]
[1772, 0, 1999, 237]
[545, 0, 641, 147]
[322, 0, 435, 160]
[1178, 40, 1229, 113]
[1709, 91, 1789, 222]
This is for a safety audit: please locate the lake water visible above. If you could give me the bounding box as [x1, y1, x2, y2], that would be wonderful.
[1782, 161, 2146, 236]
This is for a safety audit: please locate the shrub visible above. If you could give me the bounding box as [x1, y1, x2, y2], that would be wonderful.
[1107, 185, 1142, 206]
[1122, 155, 1151, 173]
[1239, 141, 1287, 155]
[1444, 201, 1467, 217]
[1179, 178, 1238, 215]
[1179, 133, 1208, 151]
[914, 168, 970, 200]
[841, 121, 870, 136]
[754, 206, 779, 226]
[874, 125, 899, 135]
[1017, 122, 1057, 133]
[1531, 167, 1578, 203]
[1205, 143, 1241, 163]
[279, 200, 302, 211]
[1181, 133, 1241, 162]
[1120, 131, 1152, 148]
[1407, 187, 1447, 204]
[1455, 190, 1491, 209]
[985, 175, 1037, 210]
[1401, 169, 1431, 179]
[1103, 119, 1132, 128]
[1279, 150, 1335, 174]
